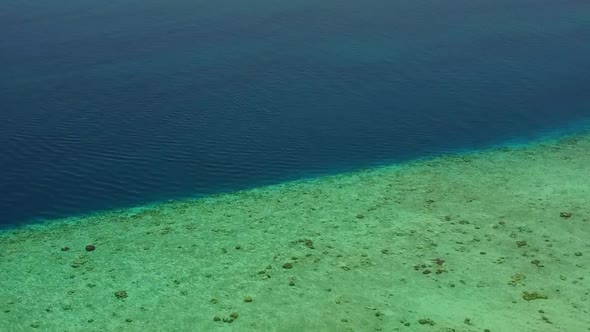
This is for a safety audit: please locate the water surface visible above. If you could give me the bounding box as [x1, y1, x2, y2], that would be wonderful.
[1, 0, 589, 225]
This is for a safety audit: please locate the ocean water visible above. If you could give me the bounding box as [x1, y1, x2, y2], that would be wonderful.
[1, 0, 589, 226]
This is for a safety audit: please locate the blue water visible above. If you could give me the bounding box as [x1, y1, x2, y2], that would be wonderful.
[1, 0, 589, 227]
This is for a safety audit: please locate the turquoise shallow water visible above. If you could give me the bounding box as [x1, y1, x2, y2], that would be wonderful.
[1, 132, 589, 331]
[1, 0, 590, 225]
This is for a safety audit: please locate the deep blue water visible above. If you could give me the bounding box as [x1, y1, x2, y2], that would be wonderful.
[1, 0, 589, 227]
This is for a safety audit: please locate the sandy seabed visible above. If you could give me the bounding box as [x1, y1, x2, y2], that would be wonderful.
[1, 133, 589, 332]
